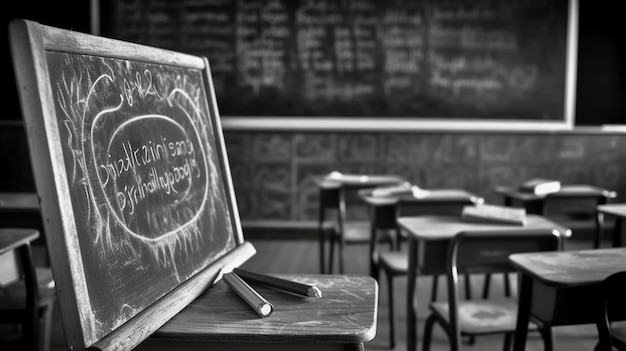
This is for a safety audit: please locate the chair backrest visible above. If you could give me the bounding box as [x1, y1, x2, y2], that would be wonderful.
[595, 270, 626, 351]
[398, 202, 467, 217]
[445, 228, 561, 339]
[543, 186, 616, 218]
[448, 229, 561, 277]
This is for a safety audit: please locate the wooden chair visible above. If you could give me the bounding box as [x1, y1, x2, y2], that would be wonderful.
[485, 184, 617, 309]
[494, 184, 617, 248]
[421, 228, 560, 351]
[0, 228, 56, 351]
[595, 270, 626, 351]
[318, 180, 395, 274]
[376, 201, 474, 349]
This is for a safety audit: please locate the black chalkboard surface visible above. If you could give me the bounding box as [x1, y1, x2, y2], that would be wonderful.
[105, 0, 578, 130]
[10, 19, 255, 350]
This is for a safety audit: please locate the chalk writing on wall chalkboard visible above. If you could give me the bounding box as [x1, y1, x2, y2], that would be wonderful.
[46, 52, 236, 339]
[106, 0, 577, 129]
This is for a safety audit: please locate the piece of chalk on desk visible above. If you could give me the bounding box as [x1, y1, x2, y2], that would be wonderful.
[223, 272, 274, 318]
[234, 268, 322, 298]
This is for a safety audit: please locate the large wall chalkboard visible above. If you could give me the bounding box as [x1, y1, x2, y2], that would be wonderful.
[104, 0, 576, 127]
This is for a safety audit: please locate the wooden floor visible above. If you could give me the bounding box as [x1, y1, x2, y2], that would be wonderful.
[44, 238, 603, 351]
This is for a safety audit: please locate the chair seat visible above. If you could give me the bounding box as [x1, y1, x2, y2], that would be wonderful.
[0, 267, 55, 310]
[341, 221, 395, 244]
[611, 321, 626, 348]
[430, 297, 539, 335]
[379, 251, 408, 275]
[340, 221, 372, 243]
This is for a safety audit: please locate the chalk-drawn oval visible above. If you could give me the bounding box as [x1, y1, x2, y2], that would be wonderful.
[91, 114, 208, 241]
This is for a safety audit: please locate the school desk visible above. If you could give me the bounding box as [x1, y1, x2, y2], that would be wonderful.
[397, 215, 572, 351]
[0, 192, 41, 228]
[493, 184, 617, 215]
[137, 274, 378, 351]
[510, 247, 626, 351]
[358, 188, 484, 277]
[313, 173, 406, 190]
[0, 228, 57, 351]
[313, 173, 406, 273]
[596, 203, 626, 248]
[0, 193, 46, 262]
[0, 228, 38, 287]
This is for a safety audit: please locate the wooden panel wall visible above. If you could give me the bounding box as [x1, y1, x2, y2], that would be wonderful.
[2, 125, 625, 221]
[224, 130, 626, 220]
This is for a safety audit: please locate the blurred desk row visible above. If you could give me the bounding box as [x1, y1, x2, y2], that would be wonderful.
[312, 174, 622, 276]
[511, 247, 626, 351]
[311, 172, 625, 351]
[3, 177, 626, 351]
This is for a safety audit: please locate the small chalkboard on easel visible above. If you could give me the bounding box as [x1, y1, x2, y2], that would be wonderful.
[9, 19, 255, 351]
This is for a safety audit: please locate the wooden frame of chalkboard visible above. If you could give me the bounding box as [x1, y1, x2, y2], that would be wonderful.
[101, 0, 579, 131]
[9, 19, 255, 351]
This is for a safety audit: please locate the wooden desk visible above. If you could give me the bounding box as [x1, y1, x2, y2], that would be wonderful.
[0, 228, 39, 287]
[313, 173, 406, 190]
[358, 188, 483, 277]
[0, 193, 46, 264]
[596, 203, 626, 248]
[139, 274, 378, 351]
[0, 228, 42, 351]
[510, 247, 626, 351]
[398, 215, 572, 351]
[494, 184, 617, 215]
[313, 173, 406, 273]
[0, 193, 41, 228]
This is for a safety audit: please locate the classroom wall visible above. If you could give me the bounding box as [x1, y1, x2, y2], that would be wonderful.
[2, 1, 625, 221]
[3, 124, 624, 221]
[224, 130, 626, 220]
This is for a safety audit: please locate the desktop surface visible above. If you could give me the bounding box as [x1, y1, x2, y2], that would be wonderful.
[151, 274, 378, 344]
[398, 214, 572, 241]
[509, 247, 626, 287]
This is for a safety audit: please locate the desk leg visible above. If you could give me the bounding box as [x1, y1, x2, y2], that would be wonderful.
[318, 196, 328, 274]
[407, 237, 418, 351]
[595, 212, 605, 249]
[319, 225, 326, 274]
[614, 219, 623, 248]
[513, 272, 532, 351]
[369, 213, 378, 279]
[503, 196, 512, 207]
